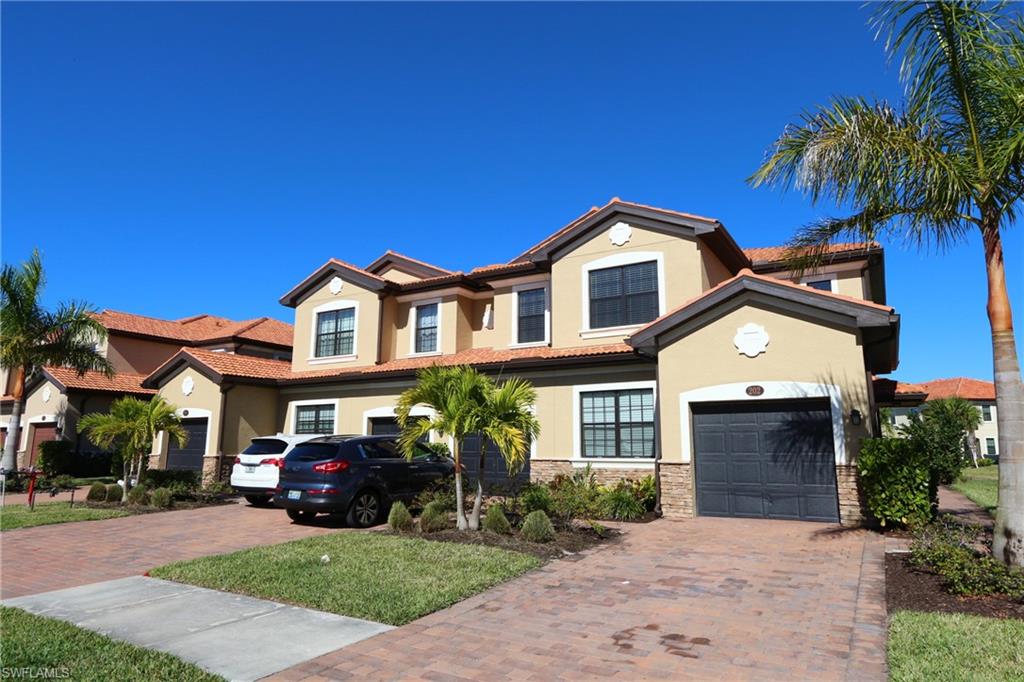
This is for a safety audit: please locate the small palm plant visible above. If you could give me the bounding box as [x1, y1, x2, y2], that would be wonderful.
[749, 1, 1024, 565]
[396, 365, 539, 531]
[78, 396, 188, 502]
[0, 249, 112, 471]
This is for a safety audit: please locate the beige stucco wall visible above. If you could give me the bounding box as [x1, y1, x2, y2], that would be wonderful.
[835, 270, 867, 299]
[700, 242, 734, 290]
[20, 379, 68, 454]
[657, 302, 874, 465]
[105, 334, 184, 374]
[392, 296, 459, 359]
[470, 297, 497, 349]
[550, 224, 704, 348]
[221, 384, 280, 455]
[291, 277, 382, 372]
[376, 266, 421, 283]
[151, 367, 222, 464]
[280, 385, 446, 441]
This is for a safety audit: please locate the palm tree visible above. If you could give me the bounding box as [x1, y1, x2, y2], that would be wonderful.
[78, 396, 187, 502]
[1, 250, 113, 472]
[465, 376, 539, 530]
[749, 1, 1024, 565]
[396, 365, 539, 531]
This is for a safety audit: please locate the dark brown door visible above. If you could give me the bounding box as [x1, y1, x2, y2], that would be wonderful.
[28, 423, 58, 467]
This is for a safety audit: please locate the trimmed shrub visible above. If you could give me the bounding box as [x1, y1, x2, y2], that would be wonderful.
[910, 517, 1024, 598]
[86, 482, 107, 502]
[521, 510, 555, 543]
[104, 484, 123, 503]
[127, 485, 149, 506]
[150, 487, 173, 509]
[630, 476, 657, 511]
[37, 440, 74, 476]
[482, 504, 512, 535]
[599, 486, 646, 521]
[419, 500, 449, 533]
[550, 466, 601, 522]
[519, 483, 553, 515]
[858, 437, 935, 528]
[142, 470, 200, 491]
[50, 474, 76, 490]
[978, 457, 997, 467]
[413, 480, 456, 513]
[388, 501, 414, 532]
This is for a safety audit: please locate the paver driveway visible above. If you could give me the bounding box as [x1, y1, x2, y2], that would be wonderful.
[267, 517, 888, 681]
[1, 499, 346, 599]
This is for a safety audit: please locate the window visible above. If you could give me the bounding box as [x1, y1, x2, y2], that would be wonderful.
[982, 405, 993, 421]
[580, 389, 655, 458]
[414, 303, 438, 354]
[986, 438, 997, 456]
[805, 280, 833, 292]
[315, 308, 355, 357]
[295, 404, 335, 434]
[517, 287, 547, 344]
[241, 439, 288, 456]
[588, 261, 659, 329]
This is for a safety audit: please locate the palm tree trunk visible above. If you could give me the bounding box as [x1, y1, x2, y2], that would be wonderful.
[453, 439, 468, 530]
[469, 442, 487, 530]
[1, 366, 26, 472]
[982, 221, 1024, 566]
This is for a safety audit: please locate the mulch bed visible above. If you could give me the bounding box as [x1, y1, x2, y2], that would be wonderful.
[390, 523, 621, 561]
[70, 496, 237, 514]
[886, 553, 1024, 621]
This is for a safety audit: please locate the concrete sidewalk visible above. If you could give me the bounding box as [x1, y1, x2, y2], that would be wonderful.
[4, 576, 392, 681]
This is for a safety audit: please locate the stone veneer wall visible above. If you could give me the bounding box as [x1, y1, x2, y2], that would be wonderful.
[658, 462, 694, 519]
[530, 460, 654, 486]
[835, 464, 864, 526]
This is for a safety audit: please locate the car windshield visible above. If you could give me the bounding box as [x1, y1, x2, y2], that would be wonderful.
[241, 439, 288, 456]
[286, 442, 340, 462]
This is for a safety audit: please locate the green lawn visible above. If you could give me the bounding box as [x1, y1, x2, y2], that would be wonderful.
[952, 466, 998, 513]
[150, 532, 541, 625]
[888, 610, 1024, 681]
[0, 501, 129, 531]
[0, 606, 222, 681]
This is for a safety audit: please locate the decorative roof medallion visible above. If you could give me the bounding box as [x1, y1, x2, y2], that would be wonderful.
[182, 375, 195, 397]
[608, 221, 633, 247]
[734, 323, 770, 358]
[42, 386, 52, 403]
[329, 276, 344, 295]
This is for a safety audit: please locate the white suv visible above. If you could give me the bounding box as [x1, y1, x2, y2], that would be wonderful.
[230, 434, 315, 506]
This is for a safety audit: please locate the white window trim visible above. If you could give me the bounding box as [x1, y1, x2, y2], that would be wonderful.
[309, 300, 359, 364]
[409, 298, 442, 356]
[571, 380, 658, 463]
[580, 251, 666, 335]
[287, 399, 341, 436]
[678, 381, 846, 466]
[362, 405, 436, 438]
[509, 282, 551, 348]
[799, 272, 839, 293]
[985, 437, 998, 455]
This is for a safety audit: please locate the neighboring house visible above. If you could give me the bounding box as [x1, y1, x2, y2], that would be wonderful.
[885, 377, 1000, 457]
[5, 312, 292, 468]
[143, 198, 900, 525]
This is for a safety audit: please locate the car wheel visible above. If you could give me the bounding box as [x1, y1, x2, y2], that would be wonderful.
[245, 495, 273, 507]
[286, 509, 317, 524]
[346, 490, 382, 528]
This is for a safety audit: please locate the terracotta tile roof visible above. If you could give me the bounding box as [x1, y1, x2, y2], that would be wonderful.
[324, 258, 391, 285]
[744, 242, 879, 265]
[873, 377, 928, 403]
[44, 366, 156, 395]
[512, 198, 721, 262]
[288, 343, 635, 382]
[96, 310, 293, 348]
[178, 348, 294, 381]
[918, 377, 996, 401]
[367, 250, 453, 276]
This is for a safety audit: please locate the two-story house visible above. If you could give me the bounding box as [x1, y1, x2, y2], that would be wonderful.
[144, 199, 901, 524]
[6, 311, 292, 468]
[883, 377, 1000, 457]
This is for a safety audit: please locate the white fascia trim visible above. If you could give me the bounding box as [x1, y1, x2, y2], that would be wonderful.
[408, 297, 442, 356]
[678, 381, 846, 465]
[579, 323, 643, 340]
[572, 379, 658, 460]
[361, 404, 435, 436]
[580, 251, 666, 333]
[799, 272, 839, 293]
[173, 407, 214, 456]
[491, 273, 550, 289]
[308, 299, 359, 363]
[287, 398, 341, 436]
[569, 458, 655, 469]
[396, 288, 489, 303]
[509, 282, 551, 347]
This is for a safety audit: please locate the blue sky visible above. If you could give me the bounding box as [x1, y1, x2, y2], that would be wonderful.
[2, 2, 1020, 384]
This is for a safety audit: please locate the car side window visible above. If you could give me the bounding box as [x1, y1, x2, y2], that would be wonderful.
[359, 440, 404, 459]
[411, 442, 436, 460]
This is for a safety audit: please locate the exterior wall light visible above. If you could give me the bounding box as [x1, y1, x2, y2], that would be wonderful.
[850, 409, 862, 426]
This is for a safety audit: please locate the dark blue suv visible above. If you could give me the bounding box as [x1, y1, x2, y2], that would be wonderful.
[273, 435, 455, 527]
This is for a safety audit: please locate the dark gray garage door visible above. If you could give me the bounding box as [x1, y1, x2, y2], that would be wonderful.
[166, 418, 208, 471]
[460, 433, 531, 492]
[693, 399, 839, 522]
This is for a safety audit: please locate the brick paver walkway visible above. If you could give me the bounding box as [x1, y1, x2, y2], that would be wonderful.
[1, 500, 346, 599]
[268, 517, 888, 681]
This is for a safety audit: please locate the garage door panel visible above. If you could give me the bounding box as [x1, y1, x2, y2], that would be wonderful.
[166, 418, 207, 472]
[693, 399, 839, 523]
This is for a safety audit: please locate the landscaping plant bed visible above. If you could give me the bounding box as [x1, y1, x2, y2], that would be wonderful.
[886, 553, 1024, 621]
[399, 522, 620, 561]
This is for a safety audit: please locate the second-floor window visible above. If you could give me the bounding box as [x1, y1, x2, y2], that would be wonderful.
[415, 303, 439, 354]
[982, 404, 993, 421]
[588, 260, 659, 329]
[315, 308, 355, 357]
[517, 287, 547, 344]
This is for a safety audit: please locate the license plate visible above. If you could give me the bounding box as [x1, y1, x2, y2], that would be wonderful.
[287, 490, 301, 500]
[244, 466, 256, 474]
